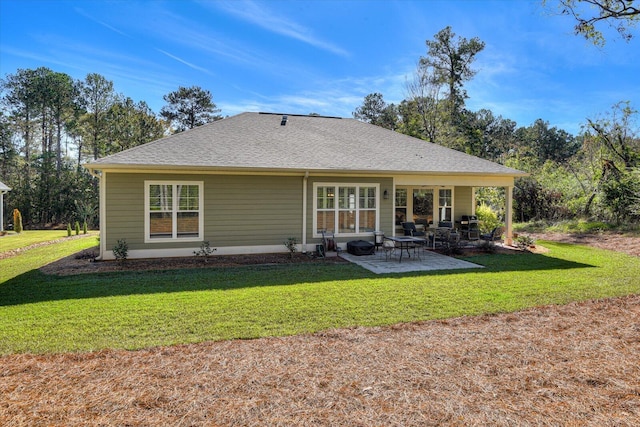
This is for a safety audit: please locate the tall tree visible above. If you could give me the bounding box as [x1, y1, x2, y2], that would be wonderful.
[460, 109, 518, 160]
[78, 73, 115, 160]
[516, 119, 580, 164]
[584, 102, 640, 221]
[421, 26, 485, 117]
[352, 93, 398, 130]
[1, 68, 41, 223]
[160, 86, 221, 133]
[0, 113, 18, 180]
[544, 0, 640, 45]
[586, 101, 639, 169]
[404, 62, 443, 142]
[1, 68, 82, 224]
[105, 97, 165, 153]
[48, 71, 78, 174]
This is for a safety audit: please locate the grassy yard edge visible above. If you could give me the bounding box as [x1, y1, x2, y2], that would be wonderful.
[1, 239, 639, 355]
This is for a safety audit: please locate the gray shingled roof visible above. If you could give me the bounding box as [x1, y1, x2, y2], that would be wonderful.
[86, 112, 526, 176]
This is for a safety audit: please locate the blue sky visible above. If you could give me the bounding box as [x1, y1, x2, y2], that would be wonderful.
[1, 0, 639, 135]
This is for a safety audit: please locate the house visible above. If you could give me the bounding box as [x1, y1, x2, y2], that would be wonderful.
[0, 180, 10, 232]
[84, 112, 527, 260]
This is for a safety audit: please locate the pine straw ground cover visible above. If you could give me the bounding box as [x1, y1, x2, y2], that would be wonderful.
[2, 295, 639, 426]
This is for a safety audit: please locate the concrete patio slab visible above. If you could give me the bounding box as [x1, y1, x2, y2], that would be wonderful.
[339, 249, 483, 274]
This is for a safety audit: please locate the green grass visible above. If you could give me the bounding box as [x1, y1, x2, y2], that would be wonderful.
[0, 233, 99, 283]
[1, 240, 639, 355]
[0, 230, 94, 252]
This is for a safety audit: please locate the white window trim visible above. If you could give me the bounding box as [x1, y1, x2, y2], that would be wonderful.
[312, 182, 380, 238]
[144, 181, 204, 243]
[437, 187, 454, 223]
[395, 186, 455, 227]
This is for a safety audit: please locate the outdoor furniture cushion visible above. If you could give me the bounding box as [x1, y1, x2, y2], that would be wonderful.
[347, 240, 375, 256]
[481, 226, 504, 241]
[401, 222, 426, 237]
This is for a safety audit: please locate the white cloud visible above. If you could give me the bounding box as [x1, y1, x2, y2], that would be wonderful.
[74, 7, 130, 38]
[205, 0, 350, 57]
[155, 49, 213, 75]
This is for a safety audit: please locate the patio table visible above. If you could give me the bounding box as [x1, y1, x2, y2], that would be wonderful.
[384, 236, 427, 263]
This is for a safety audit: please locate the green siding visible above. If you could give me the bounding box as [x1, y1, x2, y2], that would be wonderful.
[454, 186, 474, 219]
[105, 173, 145, 249]
[104, 173, 303, 251]
[205, 175, 302, 247]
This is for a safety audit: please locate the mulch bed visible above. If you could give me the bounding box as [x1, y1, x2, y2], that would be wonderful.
[2, 295, 639, 425]
[40, 248, 348, 276]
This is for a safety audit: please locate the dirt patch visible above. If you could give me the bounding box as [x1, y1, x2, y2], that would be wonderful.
[529, 231, 640, 257]
[2, 295, 639, 425]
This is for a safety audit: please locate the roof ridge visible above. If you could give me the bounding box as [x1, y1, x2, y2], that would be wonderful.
[257, 112, 343, 119]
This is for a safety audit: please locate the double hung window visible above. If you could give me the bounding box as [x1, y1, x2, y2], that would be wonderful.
[438, 188, 453, 222]
[315, 183, 378, 236]
[145, 181, 203, 242]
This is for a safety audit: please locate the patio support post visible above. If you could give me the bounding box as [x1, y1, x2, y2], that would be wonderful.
[505, 185, 513, 246]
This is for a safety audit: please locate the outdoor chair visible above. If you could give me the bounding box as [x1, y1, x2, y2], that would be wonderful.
[481, 226, 504, 241]
[401, 222, 426, 237]
[433, 227, 451, 248]
[433, 227, 460, 249]
[382, 239, 397, 261]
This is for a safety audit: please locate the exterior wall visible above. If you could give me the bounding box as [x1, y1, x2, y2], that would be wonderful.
[103, 172, 303, 259]
[100, 171, 509, 259]
[454, 186, 474, 219]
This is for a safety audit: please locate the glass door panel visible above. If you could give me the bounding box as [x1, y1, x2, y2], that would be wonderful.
[412, 189, 433, 227]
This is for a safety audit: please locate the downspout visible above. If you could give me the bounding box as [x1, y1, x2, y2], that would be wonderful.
[302, 171, 309, 253]
[89, 168, 105, 260]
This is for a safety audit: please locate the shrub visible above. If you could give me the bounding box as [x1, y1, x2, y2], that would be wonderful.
[283, 237, 298, 258]
[12, 209, 23, 233]
[515, 234, 535, 251]
[194, 241, 217, 263]
[112, 239, 128, 262]
[67, 223, 72, 237]
[476, 203, 501, 234]
[82, 220, 88, 234]
[75, 221, 80, 235]
[478, 240, 497, 253]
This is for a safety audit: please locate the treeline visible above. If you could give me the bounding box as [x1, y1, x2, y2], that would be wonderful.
[352, 26, 640, 225]
[0, 67, 220, 228]
[1, 25, 639, 230]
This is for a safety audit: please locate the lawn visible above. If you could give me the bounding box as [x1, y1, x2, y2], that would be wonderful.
[0, 229, 97, 252]
[0, 231, 98, 283]
[1, 237, 639, 355]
